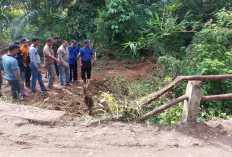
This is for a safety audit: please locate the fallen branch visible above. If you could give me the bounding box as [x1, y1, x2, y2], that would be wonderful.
[139, 95, 189, 121]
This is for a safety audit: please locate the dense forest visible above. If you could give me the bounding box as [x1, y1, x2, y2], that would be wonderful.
[0, 0, 232, 124]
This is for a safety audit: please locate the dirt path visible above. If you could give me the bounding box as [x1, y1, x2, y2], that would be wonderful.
[0, 102, 231, 157]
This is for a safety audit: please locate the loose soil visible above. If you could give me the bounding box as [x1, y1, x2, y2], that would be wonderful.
[0, 102, 231, 157]
[1, 59, 155, 117]
[0, 59, 232, 156]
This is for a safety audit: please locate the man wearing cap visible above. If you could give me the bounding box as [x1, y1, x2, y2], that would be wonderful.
[68, 40, 79, 84]
[29, 37, 49, 93]
[20, 38, 31, 88]
[2, 43, 24, 100]
[58, 39, 72, 87]
[52, 36, 59, 77]
[43, 38, 61, 89]
[14, 41, 29, 97]
[79, 40, 95, 85]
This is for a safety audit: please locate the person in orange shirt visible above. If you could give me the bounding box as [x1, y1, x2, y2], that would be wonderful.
[20, 38, 31, 88]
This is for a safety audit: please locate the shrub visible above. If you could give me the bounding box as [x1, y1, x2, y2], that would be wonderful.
[184, 9, 232, 116]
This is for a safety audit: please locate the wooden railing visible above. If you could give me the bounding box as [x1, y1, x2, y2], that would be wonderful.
[139, 75, 232, 121]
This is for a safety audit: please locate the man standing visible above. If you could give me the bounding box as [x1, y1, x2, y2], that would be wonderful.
[43, 38, 61, 89]
[29, 37, 49, 93]
[14, 41, 29, 97]
[58, 39, 72, 87]
[68, 40, 79, 84]
[0, 55, 3, 97]
[79, 40, 95, 85]
[20, 38, 31, 88]
[2, 43, 24, 100]
[52, 36, 59, 77]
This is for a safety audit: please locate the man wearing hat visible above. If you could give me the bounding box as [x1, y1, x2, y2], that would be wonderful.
[20, 38, 31, 88]
[43, 38, 61, 89]
[79, 40, 95, 85]
[68, 40, 79, 84]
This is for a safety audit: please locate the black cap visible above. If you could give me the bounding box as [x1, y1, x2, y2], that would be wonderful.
[14, 41, 20, 46]
[53, 36, 58, 40]
[21, 38, 29, 43]
[8, 42, 20, 51]
[71, 40, 77, 44]
[46, 38, 53, 42]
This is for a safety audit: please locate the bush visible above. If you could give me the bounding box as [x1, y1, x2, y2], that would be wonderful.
[95, 0, 136, 45]
[184, 9, 232, 116]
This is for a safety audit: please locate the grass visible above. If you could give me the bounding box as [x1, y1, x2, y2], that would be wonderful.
[91, 75, 232, 124]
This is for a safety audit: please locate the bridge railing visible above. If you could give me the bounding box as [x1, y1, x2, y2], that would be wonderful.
[139, 75, 232, 121]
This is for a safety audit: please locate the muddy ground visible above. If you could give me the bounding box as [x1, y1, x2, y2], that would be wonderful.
[0, 102, 231, 157]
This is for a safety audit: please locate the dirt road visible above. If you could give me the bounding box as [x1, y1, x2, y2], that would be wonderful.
[0, 102, 231, 157]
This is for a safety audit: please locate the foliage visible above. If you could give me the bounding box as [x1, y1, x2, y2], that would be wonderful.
[123, 1, 198, 58]
[174, 0, 232, 23]
[158, 103, 183, 125]
[95, 0, 136, 45]
[183, 9, 232, 117]
[67, 3, 98, 40]
[1, 0, 232, 124]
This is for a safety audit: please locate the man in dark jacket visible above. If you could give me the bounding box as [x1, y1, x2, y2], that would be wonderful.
[14, 41, 29, 97]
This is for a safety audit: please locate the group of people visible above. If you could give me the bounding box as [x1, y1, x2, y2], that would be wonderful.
[0, 37, 95, 100]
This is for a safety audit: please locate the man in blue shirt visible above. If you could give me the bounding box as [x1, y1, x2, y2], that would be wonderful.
[0, 55, 3, 97]
[68, 40, 79, 84]
[79, 40, 95, 84]
[2, 43, 24, 100]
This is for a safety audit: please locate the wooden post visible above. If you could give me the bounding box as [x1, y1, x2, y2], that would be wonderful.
[182, 81, 203, 122]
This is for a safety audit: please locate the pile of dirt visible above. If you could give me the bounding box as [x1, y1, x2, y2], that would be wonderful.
[92, 59, 155, 81]
[0, 102, 231, 157]
[1, 59, 155, 117]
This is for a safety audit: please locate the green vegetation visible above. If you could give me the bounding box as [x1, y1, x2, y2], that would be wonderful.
[1, 0, 232, 124]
